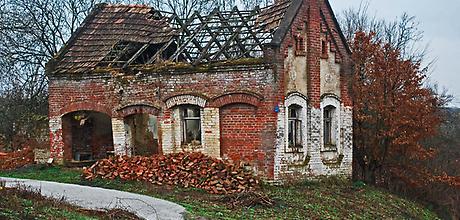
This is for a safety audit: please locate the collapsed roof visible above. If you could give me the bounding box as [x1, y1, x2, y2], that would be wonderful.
[49, 0, 294, 74]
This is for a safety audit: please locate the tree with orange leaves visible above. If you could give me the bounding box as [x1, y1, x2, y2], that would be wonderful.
[351, 32, 442, 184]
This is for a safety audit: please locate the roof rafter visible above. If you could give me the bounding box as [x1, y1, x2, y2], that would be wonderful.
[50, 2, 294, 74]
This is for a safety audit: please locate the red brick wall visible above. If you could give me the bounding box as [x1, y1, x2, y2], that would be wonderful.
[47, 0, 353, 179]
[48, 66, 279, 178]
[48, 79, 115, 117]
[276, 0, 353, 108]
[220, 103, 261, 164]
[48, 66, 277, 120]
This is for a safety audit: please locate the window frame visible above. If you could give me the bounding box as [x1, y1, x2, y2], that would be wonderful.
[323, 106, 334, 146]
[288, 106, 303, 148]
[320, 95, 342, 153]
[181, 105, 202, 145]
[284, 93, 308, 154]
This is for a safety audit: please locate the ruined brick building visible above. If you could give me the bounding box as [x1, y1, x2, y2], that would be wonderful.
[46, 0, 353, 180]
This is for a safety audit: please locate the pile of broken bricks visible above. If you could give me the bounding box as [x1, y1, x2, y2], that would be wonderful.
[83, 152, 259, 194]
[0, 147, 34, 170]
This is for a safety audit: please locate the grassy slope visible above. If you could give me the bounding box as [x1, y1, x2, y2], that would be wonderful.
[0, 186, 139, 220]
[0, 189, 97, 220]
[0, 165, 439, 220]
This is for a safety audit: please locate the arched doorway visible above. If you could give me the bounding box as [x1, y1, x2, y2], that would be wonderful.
[61, 111, 114, 162]
[124, 113, 159, 156]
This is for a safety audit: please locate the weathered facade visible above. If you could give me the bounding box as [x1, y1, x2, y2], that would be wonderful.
[47, 0, 353, 180]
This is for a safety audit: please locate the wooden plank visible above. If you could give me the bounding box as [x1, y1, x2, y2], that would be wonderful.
[146, 39, 175, 64]
[193, 12, 233, 64]
[214, 8, 248, 59]
[122, 43, 150, 68]
[168, 9, 218, 61]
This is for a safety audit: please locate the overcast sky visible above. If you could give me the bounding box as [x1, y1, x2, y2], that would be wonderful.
[329, 0, 460, 107]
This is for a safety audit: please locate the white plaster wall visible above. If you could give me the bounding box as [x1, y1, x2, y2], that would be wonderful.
[320, 46, 341, 97]
[308, 105, 352, 177]
[274, 101, 353, 180]
[202, 108, 220, 158]
[284, 47, 308, 97]
[111, 118, 128, 156]
[49, 116, 64, 161]
[340, 106, 353, 175]
[171, 107, 182, 151]
[274, 94, 311, 180]
[273, 101, 286, 180]
[160, 113, 174, 154]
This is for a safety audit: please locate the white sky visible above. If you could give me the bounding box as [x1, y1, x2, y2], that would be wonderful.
[329, 0, 460, 107]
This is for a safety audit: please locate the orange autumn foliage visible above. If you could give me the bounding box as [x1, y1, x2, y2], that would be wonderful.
[0, 147, 34, 170]
[347, 32, 460, 217]
[351, 32, 442, 183]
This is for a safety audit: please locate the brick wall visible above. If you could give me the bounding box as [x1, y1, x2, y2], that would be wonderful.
[220, 104, 261, 165]
[47, 0, 353, 180]
[273, 0, 354, 181]
[48, 65, 280, 178]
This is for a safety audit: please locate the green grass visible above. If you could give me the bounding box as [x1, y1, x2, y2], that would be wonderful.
[0, 165, 440, 219]
[1, 187, 101, 220]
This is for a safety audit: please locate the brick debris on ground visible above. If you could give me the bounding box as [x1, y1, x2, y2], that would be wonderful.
[83, 152, 259, 194]
[0, 148, 34, 170]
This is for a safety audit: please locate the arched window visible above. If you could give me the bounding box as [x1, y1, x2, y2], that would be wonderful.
[181, 105, 201, 145]
[288, 105, 302, 148]
[284, 93, 308, 153]
[323, 105, 336, 146]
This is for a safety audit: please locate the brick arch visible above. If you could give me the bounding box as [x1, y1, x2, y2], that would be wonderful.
[116, 104, 160, 118]
[165, 94, 207, 109]
[209, 92, 262, 108]
[320, 93, 341, 102]
[59, 101, 112, 117]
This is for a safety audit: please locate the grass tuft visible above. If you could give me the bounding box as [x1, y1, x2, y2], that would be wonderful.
[1, 165, 440, 219]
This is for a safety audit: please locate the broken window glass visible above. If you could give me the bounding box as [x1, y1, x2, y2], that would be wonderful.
[182, 106, 201, 145]
[288, 105, 302, 148]
[323, 105, 335, 146]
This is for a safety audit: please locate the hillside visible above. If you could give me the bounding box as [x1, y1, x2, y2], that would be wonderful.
[416, 107, 460, 218]
[0, 166, 439, 219]
[434, 107, 460, 176]
[0, 187, 139, 220]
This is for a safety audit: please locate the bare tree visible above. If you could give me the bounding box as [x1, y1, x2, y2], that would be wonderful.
[339, 1, 426, 62]
[156, 0, 215, 18]
[238, 0, 273, 11]
[0, 0, 272, 150]
[340, 2, 458, 218]
[338, 0, 454, 102]
[0, 0, 102, 98]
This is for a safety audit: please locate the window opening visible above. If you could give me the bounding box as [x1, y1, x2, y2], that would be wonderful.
[288, 106, 302, 148]
[182, 106, 201, 145]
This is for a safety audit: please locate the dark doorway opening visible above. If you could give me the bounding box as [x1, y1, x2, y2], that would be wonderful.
[62, 111, 114, 162]
[124, 113, 159, 156]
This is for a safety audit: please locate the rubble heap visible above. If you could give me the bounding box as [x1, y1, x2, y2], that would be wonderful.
[83, 152, 259, 194]
[0, 148, 34, 170]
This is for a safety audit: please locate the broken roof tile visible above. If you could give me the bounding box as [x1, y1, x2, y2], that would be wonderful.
[50, 1, 293, 75]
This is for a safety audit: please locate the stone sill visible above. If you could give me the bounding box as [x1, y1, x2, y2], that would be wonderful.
[321, 154, 344, 167]
[180, 143, 203, 151]
[321, 144, 337, 153]
[287, 155, 311, 168]
[285, 146, 304, 154]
